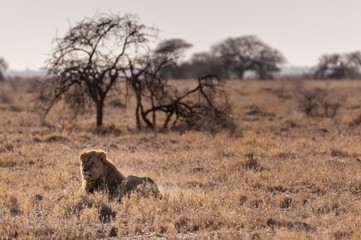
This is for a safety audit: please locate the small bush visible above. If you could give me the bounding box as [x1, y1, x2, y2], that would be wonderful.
[243, 153, 263, 171]
[0, 89, 12, 104]
[109, 99, 126, 109]
[350, 113, 361, 126]
[296, 87, 342, 117]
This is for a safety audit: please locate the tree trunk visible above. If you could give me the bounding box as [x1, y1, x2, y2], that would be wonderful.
[134, 90, 153, 129]
[96, 100, 104, 127]
[135, 94, 142, 130]
[235, 68, 245, 80]
[258, 69, 272, 80]
[151, 96, 156, 127]
[141, 110, 154, 129]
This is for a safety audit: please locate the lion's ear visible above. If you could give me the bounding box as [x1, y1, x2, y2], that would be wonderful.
[97, 151, 107, 163]
[79, 151, 88, 161]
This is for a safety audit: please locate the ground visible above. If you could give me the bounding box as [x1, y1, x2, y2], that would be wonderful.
[1, 77, 361, 239]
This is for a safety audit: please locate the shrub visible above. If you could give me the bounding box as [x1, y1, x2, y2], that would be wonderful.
[296, 87, 342, 117]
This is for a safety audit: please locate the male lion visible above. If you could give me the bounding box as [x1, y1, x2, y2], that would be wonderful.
[80, 149, 161, 199]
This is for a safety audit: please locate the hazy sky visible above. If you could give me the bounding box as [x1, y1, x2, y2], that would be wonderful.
[1, 0, 361, 71]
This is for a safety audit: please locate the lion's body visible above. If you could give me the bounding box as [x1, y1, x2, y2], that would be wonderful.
[80, 150, 161, 198]
[124, 175, 161, 198]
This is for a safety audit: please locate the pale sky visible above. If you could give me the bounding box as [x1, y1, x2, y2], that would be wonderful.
[1, 0, 361, 71]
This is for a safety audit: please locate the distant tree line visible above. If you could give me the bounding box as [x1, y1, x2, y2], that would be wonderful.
[314, 51, 361, 79]
[161, 35, 286, 80]
[162, 47, 361, 81]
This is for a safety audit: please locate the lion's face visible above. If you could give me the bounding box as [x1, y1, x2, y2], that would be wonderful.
[80, 150, 106, 181]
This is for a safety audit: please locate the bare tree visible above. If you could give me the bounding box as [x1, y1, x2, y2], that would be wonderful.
[211, 35, 286, 80]
[154, 75, 233, 132]
[123, 38, 192, 129]
[37, 13, 154, 127]
[0, 57, 8, 82]
[121, 39, 233, 132]
[314, 51, 361, 79]
[133, 70, 233, 131]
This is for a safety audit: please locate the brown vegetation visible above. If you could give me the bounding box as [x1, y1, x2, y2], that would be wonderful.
[2, 77, 361, 239]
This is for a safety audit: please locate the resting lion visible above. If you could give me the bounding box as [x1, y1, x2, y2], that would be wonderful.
[80, 149, 161, 199]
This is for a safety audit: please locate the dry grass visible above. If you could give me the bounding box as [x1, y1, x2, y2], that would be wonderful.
[1, 78, 361, 239]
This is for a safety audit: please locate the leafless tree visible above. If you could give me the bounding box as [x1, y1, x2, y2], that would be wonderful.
[123, 39, 234, 132]
[211, 35, 286, 80]
[314, 51, 361, 79]
[131, 69, 233, 131]
[156, 75, 233, 132]
[37, 13, 154, 126]
[122, 38, 191, 129]
[0, 57, 8, 82]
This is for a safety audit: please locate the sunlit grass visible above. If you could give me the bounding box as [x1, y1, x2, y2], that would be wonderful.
[1, 78, 361, 238]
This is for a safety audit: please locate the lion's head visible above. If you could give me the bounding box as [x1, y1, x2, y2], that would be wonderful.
[80, 150, 107, 181]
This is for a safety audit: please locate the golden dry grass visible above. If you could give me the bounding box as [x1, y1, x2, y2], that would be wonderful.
[1, 78, 361, 239]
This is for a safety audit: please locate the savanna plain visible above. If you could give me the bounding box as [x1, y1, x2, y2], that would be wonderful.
[2, 77, 361, 239]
